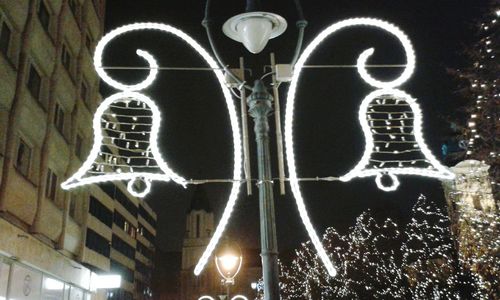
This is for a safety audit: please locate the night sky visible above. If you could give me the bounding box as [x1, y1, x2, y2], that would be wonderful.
[102, 0, 485, 253]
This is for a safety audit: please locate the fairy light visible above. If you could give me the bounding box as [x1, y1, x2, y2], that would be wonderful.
[63, 23, 243, 274]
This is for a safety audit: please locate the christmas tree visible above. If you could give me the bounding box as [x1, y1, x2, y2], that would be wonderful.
[447, 1, 499, 197]
[279, 212, 404, 299]
[401, 195, 458, 299]
[278, 195, 486, 299]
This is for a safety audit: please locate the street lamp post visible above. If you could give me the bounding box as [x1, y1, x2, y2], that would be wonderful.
[247, 80, 280, 300]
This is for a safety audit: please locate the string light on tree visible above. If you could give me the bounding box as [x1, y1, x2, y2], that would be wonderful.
[279, 194, 489, 299]
[448, 1, 499, 198]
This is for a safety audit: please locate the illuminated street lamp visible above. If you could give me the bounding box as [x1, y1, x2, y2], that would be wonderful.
[215, 242, 243, 298]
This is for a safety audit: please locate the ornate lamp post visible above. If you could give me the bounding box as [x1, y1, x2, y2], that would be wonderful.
[203, 1, 307, 298]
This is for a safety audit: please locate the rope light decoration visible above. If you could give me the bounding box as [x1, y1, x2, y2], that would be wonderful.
[284, 18, 454, 277]
[61, 23, 243, 275]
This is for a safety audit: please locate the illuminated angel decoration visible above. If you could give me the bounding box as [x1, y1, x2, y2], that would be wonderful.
[284, 18, 455, 276]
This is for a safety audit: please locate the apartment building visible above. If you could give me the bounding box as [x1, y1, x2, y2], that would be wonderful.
[0, 1, 156, 299]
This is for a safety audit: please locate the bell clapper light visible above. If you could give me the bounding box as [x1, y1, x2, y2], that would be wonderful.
[222, 0, 287, 54]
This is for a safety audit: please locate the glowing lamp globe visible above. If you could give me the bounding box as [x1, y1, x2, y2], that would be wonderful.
[214, 243, 242, 283]
[223, 12, 287, 54]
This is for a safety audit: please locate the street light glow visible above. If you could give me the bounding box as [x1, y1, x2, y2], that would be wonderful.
[219, 254, 239, 272]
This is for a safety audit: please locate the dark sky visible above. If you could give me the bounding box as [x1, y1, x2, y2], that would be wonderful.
[102, 0, 485, 253]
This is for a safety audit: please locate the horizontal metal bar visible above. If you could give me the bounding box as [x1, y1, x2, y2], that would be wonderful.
[99, 64, 406, 71]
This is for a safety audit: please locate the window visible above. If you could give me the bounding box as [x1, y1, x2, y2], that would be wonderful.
[54, 102, 65, 133]
[135, 259, 150, 276]
[27, 64, 42, 100]
[138, 225, 154, 243]
[69, 195, 77, 219]
[80, 80, 89, 106]
[113, 212, 137, 238]
[61, 44, 71, 73]
[111, 235, 135, 259]
[68, 0, 78, 17]
[85, 32, 93, 52]
[139, 205, 156, 227]
[114, 188, 138, 217]
[0, 21, 12, 57]
[45, 169, 57, 201]
[75, 134, 83, 159]
[86, 229, 110, 257]
[196, 214, 200, 238]
[128, 224, 136, 238]
[92, 0, 102, 19]
[110, 260, 134, 283]
[38, 1, 50, 33]
[89, 196, 113, 227]
[15, 138, 31, 177]
[136, 241, 153, 261]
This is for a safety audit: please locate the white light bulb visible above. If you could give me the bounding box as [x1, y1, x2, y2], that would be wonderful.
[219, 255, 239, 271]
[237, 17, 273, 54]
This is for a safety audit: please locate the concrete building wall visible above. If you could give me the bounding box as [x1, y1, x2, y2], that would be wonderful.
[0, 1, 157, 299]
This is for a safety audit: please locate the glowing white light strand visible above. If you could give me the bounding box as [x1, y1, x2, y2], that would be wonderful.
[285, 18, 449, 277]
[340, 89, 455, 189]
[63, 23, 242, 275]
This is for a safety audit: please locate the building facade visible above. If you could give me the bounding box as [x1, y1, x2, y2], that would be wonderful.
[0, 1, 156, 299]
[443, 160, 499, 296]
[180, 187, 261, 300]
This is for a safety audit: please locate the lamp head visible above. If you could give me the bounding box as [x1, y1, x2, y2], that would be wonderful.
[223, 12, 287, 54]
[215, 242, 243, 282]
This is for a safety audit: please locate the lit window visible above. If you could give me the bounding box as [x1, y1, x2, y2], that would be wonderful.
[0, 21, 12, 57]
[45, 169, 58, 201]
[15, 138, 32, 177]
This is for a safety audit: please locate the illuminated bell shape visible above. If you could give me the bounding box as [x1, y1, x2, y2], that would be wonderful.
[61, 92, 186, 197]
[340, 89, 454, 191]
